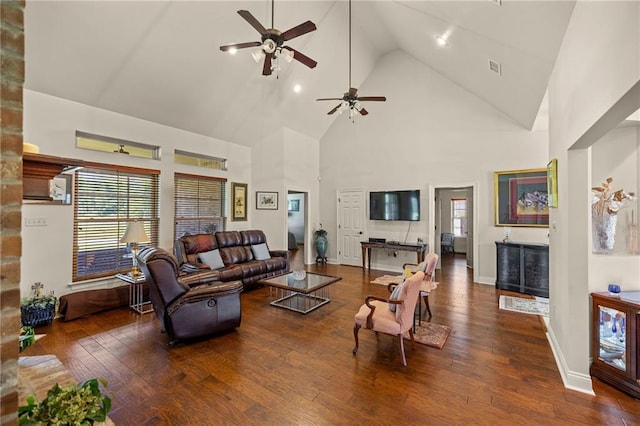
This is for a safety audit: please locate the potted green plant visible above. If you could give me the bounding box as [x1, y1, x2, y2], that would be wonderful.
[21, 282, 57, 328]
[18, 378, 112, 425]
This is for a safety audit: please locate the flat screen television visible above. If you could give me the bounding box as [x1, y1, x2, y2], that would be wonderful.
[369, 190, 420, 221]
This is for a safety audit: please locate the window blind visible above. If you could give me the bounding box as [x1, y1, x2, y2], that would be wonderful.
[73, 165, 159, 281]
[174, 173, 226, 241]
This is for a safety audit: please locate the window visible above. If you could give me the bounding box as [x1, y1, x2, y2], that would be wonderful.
[174, 173, 227, 241]
[174, 149, 227, 170]
[76, 131, 160, 160]
[451, 198, 467, 237]
[73, 164, 159, 281]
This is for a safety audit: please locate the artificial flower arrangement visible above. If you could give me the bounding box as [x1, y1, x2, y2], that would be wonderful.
[592, 177, 635, 216]
[19, 379, 111, 425]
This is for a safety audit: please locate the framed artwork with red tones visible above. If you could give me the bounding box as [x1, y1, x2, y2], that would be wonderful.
[494, 168, 549, 227]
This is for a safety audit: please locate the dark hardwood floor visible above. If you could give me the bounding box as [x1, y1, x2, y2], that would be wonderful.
[22, 252, 640, 425]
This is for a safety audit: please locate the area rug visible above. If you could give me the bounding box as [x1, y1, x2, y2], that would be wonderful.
[371, 275, 404, 286]
[403, 322, 451, 349]
[499, 295, 549, 317]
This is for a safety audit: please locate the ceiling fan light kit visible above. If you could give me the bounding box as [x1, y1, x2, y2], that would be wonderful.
[219, 0, 317, 77]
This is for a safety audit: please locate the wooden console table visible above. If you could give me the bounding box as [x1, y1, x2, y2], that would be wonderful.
[361, 241, 427, 270]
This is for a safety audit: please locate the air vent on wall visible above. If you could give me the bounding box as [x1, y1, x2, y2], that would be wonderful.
[489, 59, 502, 75]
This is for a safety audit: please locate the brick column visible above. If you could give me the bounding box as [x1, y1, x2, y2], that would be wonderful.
[0, 1, 25, 424]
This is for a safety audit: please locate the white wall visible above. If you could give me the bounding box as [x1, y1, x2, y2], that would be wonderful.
[22, 90, 251, 298]
[250, 127, 320, 261]
[547, 1, 640, 394]
[318, 50, 549, 279]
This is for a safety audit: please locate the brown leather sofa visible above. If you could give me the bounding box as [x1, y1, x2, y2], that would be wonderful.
[174, 230, 290, 291]
[137, 247, 242, 346]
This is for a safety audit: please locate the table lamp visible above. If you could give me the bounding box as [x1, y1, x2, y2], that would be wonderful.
[120, 221, 149, 278]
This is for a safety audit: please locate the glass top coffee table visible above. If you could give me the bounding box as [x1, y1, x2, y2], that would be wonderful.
[259, 271, 342, 314]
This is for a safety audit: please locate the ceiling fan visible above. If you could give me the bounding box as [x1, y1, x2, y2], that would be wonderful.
[316, 0, 386, 119]
[219, 0, 317, 76]
[113, 144, 130, 154]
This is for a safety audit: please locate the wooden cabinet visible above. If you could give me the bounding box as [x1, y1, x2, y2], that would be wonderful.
[590, 292, 640, 399]
[495, 241, 549, 297]
[22, 153, 83, 201]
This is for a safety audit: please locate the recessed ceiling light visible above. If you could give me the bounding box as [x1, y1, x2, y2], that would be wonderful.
[293, 84, 302, 94]
[228, 47, 237, 55]
[436, 36, 448, 47]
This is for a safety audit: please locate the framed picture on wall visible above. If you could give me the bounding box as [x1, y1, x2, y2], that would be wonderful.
[231, 182, 248, 221]
[256, 191, 278, 210]
[547, 159, 558, 208]
[494, 168, 549, 227]
[288, 199, 300, 212]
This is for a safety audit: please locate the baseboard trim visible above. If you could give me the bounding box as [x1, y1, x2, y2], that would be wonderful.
[546, 324, 595, 395]
[476, 275, 494, 286]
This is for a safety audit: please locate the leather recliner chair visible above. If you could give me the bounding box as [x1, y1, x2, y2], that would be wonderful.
[137, 247, 242, 346]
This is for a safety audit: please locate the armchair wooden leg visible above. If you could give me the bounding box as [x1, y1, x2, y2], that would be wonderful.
[399, 334, 407, 366]
[423, 295, 432, 318]
[353, 323, 361, 355]
[407, 328, 417, 350]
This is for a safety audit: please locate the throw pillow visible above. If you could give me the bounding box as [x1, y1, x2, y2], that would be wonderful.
[251, 243, 271, 260]
[389, 281, 404, 313]
[198, 249, 225, 270]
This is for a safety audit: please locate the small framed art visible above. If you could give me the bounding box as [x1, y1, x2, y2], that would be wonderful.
[256, 191, 278, 210]
[547, 159, 558, 208]
[231, 182, 248, 221]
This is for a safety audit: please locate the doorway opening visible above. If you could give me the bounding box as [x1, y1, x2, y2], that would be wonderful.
[431, 184, 477, 281]
[287, 191, 307, 269]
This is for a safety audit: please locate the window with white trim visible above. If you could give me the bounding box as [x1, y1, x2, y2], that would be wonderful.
[73, 165, 159, 281]
[174, 173, 227, 240]
[451, 198, 467, 237]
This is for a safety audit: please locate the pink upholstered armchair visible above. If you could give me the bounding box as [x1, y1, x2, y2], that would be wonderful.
[352, 271, 425, 366]
[403, 252, 439, 319]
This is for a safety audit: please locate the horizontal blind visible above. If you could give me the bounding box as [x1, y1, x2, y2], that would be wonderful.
[174, 173, 226, 241]
[73, 166, 159, 281]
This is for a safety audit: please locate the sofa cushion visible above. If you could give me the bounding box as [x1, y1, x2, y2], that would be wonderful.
[220, 246, 251, 264]
[199, 249, 225, 270]
[263, 257, 288, 272]
[219, 266, 244, 282]
[251, 243, 271, 260]
[239, 261, 267, 277]
[241, 230, 267, 245]
[216, 231, 243, 248]
[176, 234, 218, 265]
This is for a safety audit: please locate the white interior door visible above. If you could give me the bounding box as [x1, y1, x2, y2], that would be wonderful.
[337, 189, 365, 266]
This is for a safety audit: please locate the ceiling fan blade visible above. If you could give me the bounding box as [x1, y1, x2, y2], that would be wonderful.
[327, 104, 342, 115]
[357, 96, 387, 102]
[348, 87, 358, 97]
[262, 52, 273, 76]
[220, 41, 262, 52]
[237, 10, 268, 35]
[316, 97, 343, 101]
[358, 107, 369, 116]
[281, 20, 317, 41]
[282, 46, 317, 69]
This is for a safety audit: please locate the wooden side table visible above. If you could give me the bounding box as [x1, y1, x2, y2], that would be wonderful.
[115, 273, 154, 314]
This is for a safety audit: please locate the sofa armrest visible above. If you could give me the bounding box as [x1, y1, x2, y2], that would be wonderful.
[167, 281, 243, 315]
[269, 250, 289, 259]
[180, 263, 202, 274]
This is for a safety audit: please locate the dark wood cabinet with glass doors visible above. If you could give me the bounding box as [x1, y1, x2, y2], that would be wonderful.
[590, 292, 640, 398]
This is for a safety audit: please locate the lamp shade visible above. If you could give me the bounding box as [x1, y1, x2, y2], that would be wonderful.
[120, 221, 149, 244]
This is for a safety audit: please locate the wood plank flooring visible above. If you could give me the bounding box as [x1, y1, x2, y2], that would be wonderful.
[21, 253, 640, 425]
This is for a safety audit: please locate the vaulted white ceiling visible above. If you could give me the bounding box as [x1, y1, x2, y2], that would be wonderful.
[25, 1, 575, 147]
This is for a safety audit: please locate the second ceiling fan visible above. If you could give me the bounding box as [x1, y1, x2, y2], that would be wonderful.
[317, 0, 386, 118]
[219, 0, 317, 76]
